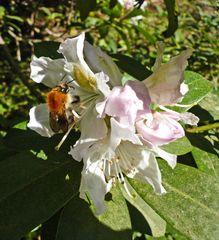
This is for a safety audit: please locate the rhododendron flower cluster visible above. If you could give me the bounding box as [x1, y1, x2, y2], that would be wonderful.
[28, 32, 198, 214]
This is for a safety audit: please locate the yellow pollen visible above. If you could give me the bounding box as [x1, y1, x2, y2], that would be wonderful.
[73, 66, 97, 91]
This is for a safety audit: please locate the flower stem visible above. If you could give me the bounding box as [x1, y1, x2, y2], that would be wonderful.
[186, 122, 219, 133]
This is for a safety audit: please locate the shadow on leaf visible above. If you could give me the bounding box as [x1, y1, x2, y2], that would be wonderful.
[55, 196, 132, 240]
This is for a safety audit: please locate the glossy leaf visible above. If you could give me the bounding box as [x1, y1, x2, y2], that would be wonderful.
[129, 161, 219, 240]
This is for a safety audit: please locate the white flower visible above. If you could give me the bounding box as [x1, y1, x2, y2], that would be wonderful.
[72, 118, 165, 214]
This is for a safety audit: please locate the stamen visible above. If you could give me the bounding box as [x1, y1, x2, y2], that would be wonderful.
[123, 179, 133, 198]
[114, 156, 133, 198]
[55, 122, 75, 151]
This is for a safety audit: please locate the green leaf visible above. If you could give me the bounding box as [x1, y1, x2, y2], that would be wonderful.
[183, 71, 213, 106]
[12, 120, 27, 130]
[34, 41, 61, 59]
[192, 147, 219, 177]
[3, 128, 80, 153]
[0, 150, 81, 240]
[172, 71, 213, 112]
[76, 0, 97, 20]
[56, 187, 132, 240]
[121, 181, 166, 237]
[130, 161, 219, 240]
[41, 210, 62, 240]
[5, 15, 24, 22]
[162, 0, 178, 38]
[111, 53, 152, 80]
[0, 127, 81, 239]
[199, 89, 219, 120]
[0, 6, 5, 19]
[160, 136, 192, 155]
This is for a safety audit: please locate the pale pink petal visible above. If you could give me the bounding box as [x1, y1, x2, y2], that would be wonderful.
[104, 83, 143, 126]
[136, 111, 185, 146]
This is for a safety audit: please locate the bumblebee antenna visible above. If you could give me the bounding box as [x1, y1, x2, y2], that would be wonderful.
[66, 79, 74, 84]
[60, 74, 67, 82]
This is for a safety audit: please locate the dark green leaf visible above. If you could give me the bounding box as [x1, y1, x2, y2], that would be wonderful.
[41, 210, 62, 240]
[76, 0, 97, 20]
[0, 150, 81, 240]
[3, 128, 80, 153]
[130, 161, 219, 239]
[109, 0, 118, 9]
[186, 132, 218, 156]
[56, 187, 132, 240]
[162, 0, 178, 38]
[160, 136, 192, 155]
[111, 53, 152, 80]
[34, 41, 61, 59]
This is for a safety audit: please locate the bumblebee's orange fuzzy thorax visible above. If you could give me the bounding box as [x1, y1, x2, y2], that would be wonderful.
[47, 90, 67, 113]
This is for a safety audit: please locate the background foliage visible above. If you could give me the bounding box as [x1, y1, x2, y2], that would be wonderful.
[0, 0, 218, 239]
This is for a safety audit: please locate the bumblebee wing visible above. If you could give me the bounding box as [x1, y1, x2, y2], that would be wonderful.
[49, 112, 68, 133]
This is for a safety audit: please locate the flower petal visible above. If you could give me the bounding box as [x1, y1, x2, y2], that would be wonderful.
[58, 32, 96, 90]
[69, 106, 108, 161]
[180, 112, 199, 126]
[143, 49, 193, 105]
[110, 118, 142, 150]
[118, 142, 166, 194]
[104, 83, 144, 126]
[27, 104, 54, 137]
[136, 111, 185, 146]
[80, 161, 112, 215]
[84, 41, 122, 87]
[95, 72, 111, 97]
[153, 146, 177, 169]
[30, 56, 69, 88]
[126, 80, 151, 119]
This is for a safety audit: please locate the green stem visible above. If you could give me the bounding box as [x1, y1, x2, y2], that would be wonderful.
[186, 122, 219, 133]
